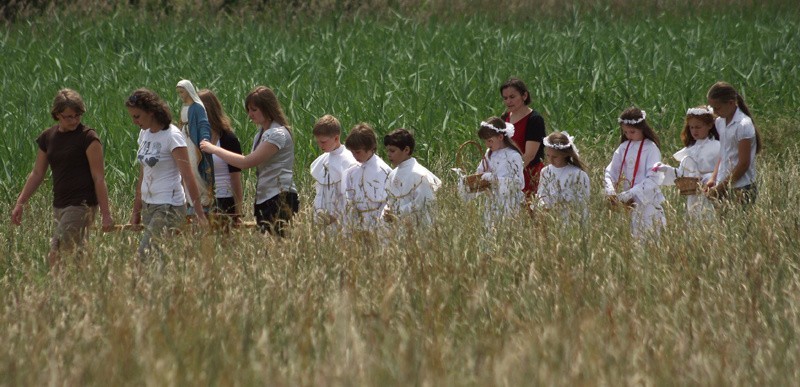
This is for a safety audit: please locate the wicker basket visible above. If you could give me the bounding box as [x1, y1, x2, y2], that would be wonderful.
[675, 176, 701, 196]
[456, 140, 490, 193]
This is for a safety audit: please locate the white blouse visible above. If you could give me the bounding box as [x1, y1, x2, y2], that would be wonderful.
[344, 154, 392, 230]
[536, 164, 590, 222]
[311, 145, 358, 221]
[604, 139, 664, 206]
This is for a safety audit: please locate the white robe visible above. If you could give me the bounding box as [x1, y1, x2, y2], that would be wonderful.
[604, 139, 666, 239]
[310, 145, 358, 228]
[536, 164, 590, 224]
[657, 138, 720, 221]
[462, 147, 524, 228]
[382, 158, 442, 226]
[343, 154, 392, 232]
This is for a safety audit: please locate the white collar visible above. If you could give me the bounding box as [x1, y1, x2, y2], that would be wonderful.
[396, 157, 415, 169]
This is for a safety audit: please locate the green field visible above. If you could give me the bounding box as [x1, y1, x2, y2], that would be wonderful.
[2, 2, 800, 384]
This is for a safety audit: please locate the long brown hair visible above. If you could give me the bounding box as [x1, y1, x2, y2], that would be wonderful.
[707, 81, 761, 154]
[245, 86, 291, 136]
[618, 107, 660, 148]
[681, 106, 718, 147]
[544, 132, 588, 172]
[125, 88, 172, 130]
[478, 116, 522, 156]
[199, 89, 233, 137]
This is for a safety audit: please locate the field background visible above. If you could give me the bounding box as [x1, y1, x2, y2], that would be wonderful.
[2, 0, 800, 385]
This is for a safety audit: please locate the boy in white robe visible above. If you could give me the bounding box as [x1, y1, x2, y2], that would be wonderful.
[310, 115, 358, 231]
[381, 129, 442, 226]
[343, 123, 392, 233]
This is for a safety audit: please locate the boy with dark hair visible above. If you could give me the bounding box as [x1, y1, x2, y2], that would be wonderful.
[381, 128, 441, 226]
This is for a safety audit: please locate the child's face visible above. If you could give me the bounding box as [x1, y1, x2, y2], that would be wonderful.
[385, 145, 411, 167]
[708, 98, 737, 119]
[56, 107, 83, 131]
[315, 135, 340, 153]
[622, 125, 644, 141]
[350, 148, 374, 163]
[247, 105, 268, 127]
[687, 117, 712, 141]
[545, 147, 568, 168]
[483, 134, 505, 152]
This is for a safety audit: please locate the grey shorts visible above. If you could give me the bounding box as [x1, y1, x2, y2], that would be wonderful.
[51, 205, 97, 252]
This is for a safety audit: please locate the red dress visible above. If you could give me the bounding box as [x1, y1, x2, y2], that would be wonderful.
[505, 111, 546, 196]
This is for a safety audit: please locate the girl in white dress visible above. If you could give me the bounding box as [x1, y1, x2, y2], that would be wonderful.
[604, 107, 666, 240]
[462, 117, 525, 229]
[653, 106, 720, 221]
[534, 132, 590, 224]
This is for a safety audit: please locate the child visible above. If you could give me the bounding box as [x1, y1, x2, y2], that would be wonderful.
[706, 82, 761, 207]
[603, 107, 666, 239]
[127, 88, 208, 258]
[11, 89, 114, 268]
[198, 89, 244, 224]
[653, 106, 720, 220]
[200, 86, 298, 236]
[534, 131, 590, 224]
[381, 128, 442, 226]
[310, 115, 358, 230]
[176, 79, 214, 211]
[342, 123, 392, 233]
[463, 117, 525, 228]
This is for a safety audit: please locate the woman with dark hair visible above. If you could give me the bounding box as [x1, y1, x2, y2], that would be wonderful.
[499, 77, 547, 197]
[126, 88, 207, 258]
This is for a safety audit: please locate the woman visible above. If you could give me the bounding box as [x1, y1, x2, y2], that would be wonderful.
[499, 77, 547, 197]
[126, 88, 207, 258]
[12, 89, 114, 268]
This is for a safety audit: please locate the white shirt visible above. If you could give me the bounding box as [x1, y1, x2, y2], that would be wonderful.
[212, 140, 233, 198]
[604, 139, 664, 205]
[383, 157, 442, 225]
[536, 164, 590, 222]
[716, 108, 757, 188]
[137, 125, 187, 206]
[310, 145, 358, 222]
[253, 122, 297, 204]
[475, 147, 525, 225]
[344, 154, 392, 230]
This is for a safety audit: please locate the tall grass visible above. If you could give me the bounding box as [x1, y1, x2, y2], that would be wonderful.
[2, 5, 800, 385]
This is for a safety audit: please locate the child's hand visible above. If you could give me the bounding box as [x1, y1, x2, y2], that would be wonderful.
[651, 162, 667, 172]
[481, 172, 494, 181]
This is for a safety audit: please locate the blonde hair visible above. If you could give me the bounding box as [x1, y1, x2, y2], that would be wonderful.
[312, 114, 342, 137]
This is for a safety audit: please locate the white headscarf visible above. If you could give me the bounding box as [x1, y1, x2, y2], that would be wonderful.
[176, 79, 204, 108]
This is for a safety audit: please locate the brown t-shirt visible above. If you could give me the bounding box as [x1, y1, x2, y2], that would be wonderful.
[36, 124, 100, 208]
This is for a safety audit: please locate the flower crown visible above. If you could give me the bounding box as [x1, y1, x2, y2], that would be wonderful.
[543, 131, 580, 156]
[480, 121, 515, 138]
[686, 106, 714, 116]
[618, 110, 646, 125]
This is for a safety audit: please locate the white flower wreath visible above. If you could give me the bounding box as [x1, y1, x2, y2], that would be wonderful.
[480, 121, 515, 138]
[686, 106, 714, 116]
[543, 131, 580, 156]
[618, 110, 646, 125]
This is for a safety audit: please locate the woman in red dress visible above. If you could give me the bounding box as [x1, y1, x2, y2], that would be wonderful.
[500, 78, 547, 197]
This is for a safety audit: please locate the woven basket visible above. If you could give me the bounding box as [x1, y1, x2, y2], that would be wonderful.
[675, 176, 701, 196]
[456, 140, 490, 193]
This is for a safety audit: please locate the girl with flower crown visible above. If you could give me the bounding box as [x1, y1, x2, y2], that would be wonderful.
[534, 132, 590, 224]
[652, 106, 720, 220]
[461, 116, 525, 228]
[603, 107, 666, 240]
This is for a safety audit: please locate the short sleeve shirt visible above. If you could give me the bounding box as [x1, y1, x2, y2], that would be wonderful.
[716, 108, 757, 188]
[253, 122, 297, 204]
[36, 124, 100, 208]
[137, 125, 187, 206]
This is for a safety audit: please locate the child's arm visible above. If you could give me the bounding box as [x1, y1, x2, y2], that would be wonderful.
[603, 147, 623, 197]
[717, 138, 753, 190]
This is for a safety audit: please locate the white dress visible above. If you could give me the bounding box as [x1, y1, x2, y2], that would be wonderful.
[536, 164, 590, 224]
[310, 145, 358, 229]
[343, 154, 392, 232]
[604, 139, 666, 239]
[382, 157, 442, 226]
[469, 147, 525, 228]
[657, 138, 720, 220]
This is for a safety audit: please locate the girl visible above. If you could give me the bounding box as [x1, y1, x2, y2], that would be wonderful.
[706, 82, 761, 206]
[127, 88, 207, 258]
[534, 132, 590, 224]
[603, 107, 666, 239]
[200, 86, 298, 236]
[11, 89, 114, 268]
[198, 89, 244, 225]
[176, 79, 214, 211]
[499, 78, 547, 197]
[653, 106, 720, 220]
[463, 117, 525, 228]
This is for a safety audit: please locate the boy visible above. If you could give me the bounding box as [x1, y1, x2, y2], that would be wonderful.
[381, 128, 441, 226]
[310, 115, 358, 230]
[343, 123, 392, 232]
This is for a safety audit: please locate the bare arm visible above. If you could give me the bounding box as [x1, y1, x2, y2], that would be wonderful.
[131, 166, 143, 225]
[86, 141, 114, 231]
[200, 140, 278, 170]
[11, 150, 49, 225]
[174, 146, 208, 224]
[230, 171, 244, 219]
[522, 140, 541, 167]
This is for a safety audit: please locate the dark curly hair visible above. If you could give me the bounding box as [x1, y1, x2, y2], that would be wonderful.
[125, 88, 172, 130]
